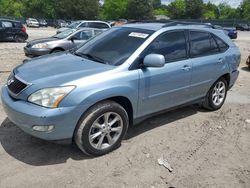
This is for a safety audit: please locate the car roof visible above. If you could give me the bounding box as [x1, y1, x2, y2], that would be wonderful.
[122, 23, 165, 31]
[77, 27, 103, 31]
[121, 21, 214, 31]
[0, 18, 20, 23]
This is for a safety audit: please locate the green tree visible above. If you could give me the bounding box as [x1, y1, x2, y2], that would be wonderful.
[185, 0, 204, 19]
[218, 3, 240, 19]
[56, 0, 99, 19]
[240, 0, 250, 21]
[127, 0, 154, 20]
[153, 0, 161, 9]
[203, 2, 220, 19]
[100, 0, 128, 20]
[167, 0, 186, 19]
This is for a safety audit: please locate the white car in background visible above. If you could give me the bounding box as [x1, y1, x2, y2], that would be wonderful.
[56, 20, 111, 34]
[26, 18, 39, 27]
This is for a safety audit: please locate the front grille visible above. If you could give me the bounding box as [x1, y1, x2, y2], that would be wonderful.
[7, 76, 28, 95]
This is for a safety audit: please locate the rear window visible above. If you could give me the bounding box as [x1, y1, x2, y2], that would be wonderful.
[88, 22, 109, 29]
[213, 35, 229, 52]
[2, 21, 13, 28]
[190, 31, 220, 57]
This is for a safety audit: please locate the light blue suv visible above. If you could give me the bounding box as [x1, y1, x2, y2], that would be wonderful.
[1, 23, 240, 156]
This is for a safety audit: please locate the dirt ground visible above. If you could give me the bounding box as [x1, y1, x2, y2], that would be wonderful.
[0, 28, 250, 188]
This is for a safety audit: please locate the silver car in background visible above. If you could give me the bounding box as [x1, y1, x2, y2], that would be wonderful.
[57, 20, 111, 34]
[24, 28, 104, 57]
[26, 18, 39, 27]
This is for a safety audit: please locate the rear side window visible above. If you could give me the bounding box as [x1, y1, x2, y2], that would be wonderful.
[89, 22, 109, 29]
[2, 21, 13, 28]
[144, 31, 187, 63]
[13, 22, 22, 28]
[190, 31, 220, 57]
[79, 22, 88, 28]
[213, 35, 229, 52]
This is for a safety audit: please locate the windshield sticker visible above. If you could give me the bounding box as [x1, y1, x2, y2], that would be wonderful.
[129, 32, 149, 39]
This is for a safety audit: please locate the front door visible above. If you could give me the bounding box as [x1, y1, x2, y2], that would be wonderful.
[137, 30, 192, 117]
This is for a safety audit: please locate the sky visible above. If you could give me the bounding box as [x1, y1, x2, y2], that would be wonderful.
[161, 0, 242, 8]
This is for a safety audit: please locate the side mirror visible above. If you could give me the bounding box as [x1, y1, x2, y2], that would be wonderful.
[70, 36, 78, 43]
[143, 54, 165, 68]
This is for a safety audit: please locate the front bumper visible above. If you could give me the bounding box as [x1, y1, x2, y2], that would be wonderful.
[24, 47, 51, 57]
[1, 86, 81, 141]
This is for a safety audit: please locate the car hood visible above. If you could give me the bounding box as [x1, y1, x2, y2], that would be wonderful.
[27, 37, 59, 47]
[14, 52, 115, 86]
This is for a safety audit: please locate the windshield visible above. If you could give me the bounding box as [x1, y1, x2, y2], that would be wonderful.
[75, 27, 153, 66]
[68, 21, 81, 29]
[53, 29, 76, 39]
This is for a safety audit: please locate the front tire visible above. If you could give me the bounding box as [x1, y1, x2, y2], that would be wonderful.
[203, 77, 228, 111]
[74, 100, 129, 156]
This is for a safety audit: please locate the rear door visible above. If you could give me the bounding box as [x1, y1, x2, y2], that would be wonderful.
[1, 21, 14, 41]
[138, 30, 192, 116]
[188, 30, 225, 100]
[0, 21, 5, 41]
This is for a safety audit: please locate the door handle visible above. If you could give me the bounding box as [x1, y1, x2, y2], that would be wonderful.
[182, 65, 191, 71]
[217, 58, 223, 64]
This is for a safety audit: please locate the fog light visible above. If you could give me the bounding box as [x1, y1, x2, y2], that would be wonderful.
[32, 125, 54, 132]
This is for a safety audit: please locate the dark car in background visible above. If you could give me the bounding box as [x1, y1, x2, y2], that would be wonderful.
[38, 19, 48, 27]
[223, 27, 237, 39]
[0, 19, 28, 42]
[214, 25, 237, 39]
[236, 24, 250, 31]
[24, 28, 103, 57]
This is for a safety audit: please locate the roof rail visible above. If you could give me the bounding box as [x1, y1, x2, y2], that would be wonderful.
[162, 21, 214, 28]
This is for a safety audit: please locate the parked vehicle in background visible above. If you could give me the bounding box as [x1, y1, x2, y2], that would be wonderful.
[57, 20, 111, 33]
[0, 19, 28, 42]
[223, 27, 237, 39]
[246, 55, 250, 68]
[235, 24, 250, 31]
[55, 19, 67, 28]
[26, 18, 39, 27]
[214, 25, 237, 39]
[2, 23, 240, 156]
[24, 28, 103, 57]
[38, 19, 48, 27]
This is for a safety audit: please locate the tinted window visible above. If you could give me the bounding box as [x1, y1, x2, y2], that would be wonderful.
[213, 35, 229, 52]
[76, 27, 153, 66]
[89, 22, 109, 29]
[2, 21, 13, 28]
[73, 30, 93, 40]
[144, 31, 187, 63]
[190, 31, 220, 57]
[79, 22, 88, 28]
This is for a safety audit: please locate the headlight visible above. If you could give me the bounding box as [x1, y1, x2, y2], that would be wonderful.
[28, 86, 75, 108]
[32, 43, 49, 49]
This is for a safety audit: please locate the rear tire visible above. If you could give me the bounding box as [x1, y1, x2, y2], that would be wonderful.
[14, 35, 25, 43]
[74, 100, 129, 156]
[202, 77, 228, 111]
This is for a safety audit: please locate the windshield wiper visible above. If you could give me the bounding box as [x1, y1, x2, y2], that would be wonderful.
[74, 52, 108, 64]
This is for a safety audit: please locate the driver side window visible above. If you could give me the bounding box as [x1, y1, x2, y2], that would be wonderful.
[142, 31, 187, 63]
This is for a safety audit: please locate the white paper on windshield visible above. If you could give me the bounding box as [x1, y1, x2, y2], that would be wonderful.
[129, 32, 149, 39]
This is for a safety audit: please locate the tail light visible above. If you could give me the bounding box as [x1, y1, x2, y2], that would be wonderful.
[21, 25, 26, 33]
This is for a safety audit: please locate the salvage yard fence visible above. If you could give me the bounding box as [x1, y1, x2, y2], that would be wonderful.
[0, 16, 249, 28]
